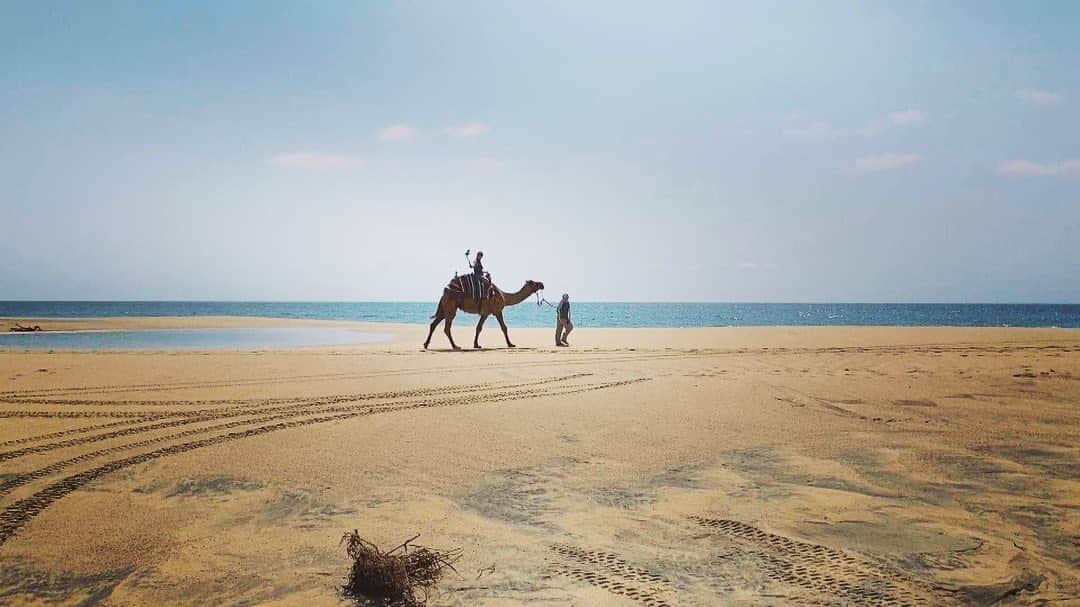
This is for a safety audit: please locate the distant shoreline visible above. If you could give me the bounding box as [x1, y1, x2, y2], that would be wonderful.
[3, 316, 1079, 353]
[2, 302, 1079, 329]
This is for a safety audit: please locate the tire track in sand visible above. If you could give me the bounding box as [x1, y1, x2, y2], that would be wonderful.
[0, 378, 648, 545]
[549, 544, 673, 606]
[0, 377, 592, 446]
[0, 418, 163, 448]
[3, 342, 1074, 400]
[0, 376, 591, 494]
[0, 375, 590, 460]
[0, 375, 588, 408]
[690, 517, 955, 606]
[0, 349, 716, 399]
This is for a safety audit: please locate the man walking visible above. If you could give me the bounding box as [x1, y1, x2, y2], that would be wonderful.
[555, 293, 573, 347]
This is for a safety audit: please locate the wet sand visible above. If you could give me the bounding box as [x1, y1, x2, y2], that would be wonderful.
[0, 318, 1077, 605]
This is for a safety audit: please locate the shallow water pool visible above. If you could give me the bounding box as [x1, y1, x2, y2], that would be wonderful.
[0, 327, 389, 350]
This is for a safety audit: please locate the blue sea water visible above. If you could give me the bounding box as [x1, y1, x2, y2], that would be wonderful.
[2, 301, 1079, 328]
[0, 327, 388, 350]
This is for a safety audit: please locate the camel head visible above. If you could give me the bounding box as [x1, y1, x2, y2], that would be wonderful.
[525, 280, 545, 293]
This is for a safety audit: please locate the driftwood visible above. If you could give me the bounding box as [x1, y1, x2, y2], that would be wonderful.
[340, 530, 462, 606]
[9, 324, 42, 333]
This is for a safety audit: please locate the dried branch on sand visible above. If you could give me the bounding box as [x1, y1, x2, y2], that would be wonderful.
[340, 530, 462, 606]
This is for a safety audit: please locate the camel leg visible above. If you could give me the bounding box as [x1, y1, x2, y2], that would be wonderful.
[494, 310, 515, 348]
[424, 306, 445, 349]
[474, 313, 489, 349]
[444, 305, 460, 350]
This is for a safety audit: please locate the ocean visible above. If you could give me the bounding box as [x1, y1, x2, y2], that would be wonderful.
[2, 301, 1078, 328]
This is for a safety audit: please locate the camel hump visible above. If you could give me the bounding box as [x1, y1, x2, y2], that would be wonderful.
[446, 274, 492, 299]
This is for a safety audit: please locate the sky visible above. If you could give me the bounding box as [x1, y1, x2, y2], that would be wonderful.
[1, 1, 1078, 302]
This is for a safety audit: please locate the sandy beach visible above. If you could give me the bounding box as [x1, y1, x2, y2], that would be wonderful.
[1, 317, 1077, 606]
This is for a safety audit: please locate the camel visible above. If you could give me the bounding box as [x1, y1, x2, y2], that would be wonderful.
[424, 278, 545, 350]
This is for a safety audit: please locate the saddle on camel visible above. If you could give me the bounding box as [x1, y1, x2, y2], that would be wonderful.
[446, 273, 494, 304]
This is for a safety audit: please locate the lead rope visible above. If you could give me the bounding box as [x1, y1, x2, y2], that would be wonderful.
[536, 291, 556, 308]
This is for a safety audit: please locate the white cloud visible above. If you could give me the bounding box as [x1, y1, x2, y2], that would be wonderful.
[1016, 89, 1063, 106]
[785, 122, 848, 140]
[268, 152, 363, 170]
[888, 109, 926, 126]
[854, 153, 921, 173]
[787, 110, 925, 140]
[998, 158, 1080, 177]
[377, 124, 418, 142]
[445, 122, 491, 138]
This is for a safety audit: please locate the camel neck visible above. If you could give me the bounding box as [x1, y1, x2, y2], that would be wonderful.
[502, 284, 534, 306]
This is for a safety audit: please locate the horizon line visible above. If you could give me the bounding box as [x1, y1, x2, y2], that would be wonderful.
[2, 300, 1079, 306]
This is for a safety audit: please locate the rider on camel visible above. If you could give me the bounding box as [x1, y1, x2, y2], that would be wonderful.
[467, 250, 489, 302]
[470, 251, 484, 282]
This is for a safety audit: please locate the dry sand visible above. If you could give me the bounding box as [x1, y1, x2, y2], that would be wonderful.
[0, 317, 1077, 606]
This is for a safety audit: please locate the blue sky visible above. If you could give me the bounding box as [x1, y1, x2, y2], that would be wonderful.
[2, 1, 1077, 301]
